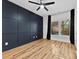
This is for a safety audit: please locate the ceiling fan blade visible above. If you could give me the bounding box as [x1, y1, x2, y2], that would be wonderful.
[28, 1, 40, 5]
[44, 7, 48, 11]
[36, 7, 40, 11]
[44, 2, 55, 5]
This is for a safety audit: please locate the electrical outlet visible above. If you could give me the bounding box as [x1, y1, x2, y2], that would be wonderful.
[36, 36, 37, 38]
[33, 36, 35, 39]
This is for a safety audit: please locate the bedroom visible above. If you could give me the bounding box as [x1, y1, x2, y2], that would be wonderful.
[2, 0, 76, 59]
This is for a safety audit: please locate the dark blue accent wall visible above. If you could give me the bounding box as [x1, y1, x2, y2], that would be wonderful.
[2, 0, 43, 51]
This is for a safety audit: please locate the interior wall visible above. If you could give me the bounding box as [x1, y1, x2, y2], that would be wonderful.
[43, 16, 48, 39]
[2, 0, 43, 51]
[75, 8, 77, 46]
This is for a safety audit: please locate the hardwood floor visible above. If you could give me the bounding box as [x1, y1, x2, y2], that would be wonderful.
[3, 39, 76, 59]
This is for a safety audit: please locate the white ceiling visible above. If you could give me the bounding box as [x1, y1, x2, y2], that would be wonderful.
[8, 0, 76, 16]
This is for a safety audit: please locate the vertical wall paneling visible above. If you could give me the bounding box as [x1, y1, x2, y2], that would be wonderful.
[2, 0, 18, 51]
[2, 0, 43, 51]
[17, 7, 30, 46]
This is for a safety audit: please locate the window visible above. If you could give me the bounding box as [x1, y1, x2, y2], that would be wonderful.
[51, 20, 70, 36]
[51, 21, 59, 34]
[61, 20, 70, 35]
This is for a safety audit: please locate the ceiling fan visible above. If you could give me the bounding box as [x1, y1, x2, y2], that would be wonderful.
[28, 0, 55, 11]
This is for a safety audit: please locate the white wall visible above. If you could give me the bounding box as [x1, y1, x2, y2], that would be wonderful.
[75, 8, 77, 46]
[43, 16, 48, 39]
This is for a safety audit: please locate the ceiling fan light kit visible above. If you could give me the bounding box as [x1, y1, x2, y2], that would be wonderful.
[28, 0, 55, 11]
[40, 5, 44, 9]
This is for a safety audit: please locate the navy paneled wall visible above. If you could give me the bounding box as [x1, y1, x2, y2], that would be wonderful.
[2, 0, 43, 51]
